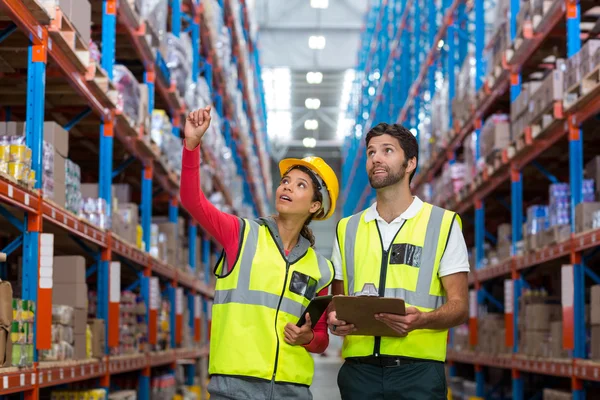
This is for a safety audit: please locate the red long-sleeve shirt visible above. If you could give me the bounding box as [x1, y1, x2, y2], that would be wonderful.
[180, 144, 329, 353]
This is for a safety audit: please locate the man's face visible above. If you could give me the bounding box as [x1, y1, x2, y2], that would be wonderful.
[366, 134, 410, 189]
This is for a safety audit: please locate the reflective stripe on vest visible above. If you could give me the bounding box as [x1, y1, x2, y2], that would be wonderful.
[213, 219, 333, 317]
[344, 205, 446, 309]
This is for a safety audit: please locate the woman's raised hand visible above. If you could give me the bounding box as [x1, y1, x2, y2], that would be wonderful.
[184, 106, 212, 150]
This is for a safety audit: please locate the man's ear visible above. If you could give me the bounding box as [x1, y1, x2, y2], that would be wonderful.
[406, 157, 417, 176]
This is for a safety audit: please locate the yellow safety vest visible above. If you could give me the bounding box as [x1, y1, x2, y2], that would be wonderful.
[209, 218, 334, 386]
[337, 202, 459, 362]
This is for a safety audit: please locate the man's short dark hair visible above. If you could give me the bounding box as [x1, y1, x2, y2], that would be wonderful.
[365, 123, 419, 183]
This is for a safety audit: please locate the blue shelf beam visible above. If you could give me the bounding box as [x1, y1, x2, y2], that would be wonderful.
[0, 204, 25, 232]
[63, 108, 92, 132]
[112, 156, 136, 179]
[0, 22, 17, 45]
[141, 166, 153, 252]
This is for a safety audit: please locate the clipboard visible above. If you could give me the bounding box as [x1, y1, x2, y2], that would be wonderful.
[333, 295, 406, 337]
[296, 295, 333, 328]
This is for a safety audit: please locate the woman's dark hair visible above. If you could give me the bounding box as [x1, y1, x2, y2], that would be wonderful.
[365, 122, 419, 183]
[288, 166, 324, 248]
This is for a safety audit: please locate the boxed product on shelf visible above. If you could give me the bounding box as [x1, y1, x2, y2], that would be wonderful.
[88, 319, 105, 358]
[496, 223, 512, 260]
[477, 313, 509, 355]
[109, 390, 137, 400]
[480, 114, 511, 162]
[591, 285, 600, 325]
[0, 136, 36, 189]
[548, 183, 570, 227]
[113, 203, 140, 245]
[157, 299, 171, 351]
[575, 202, 600, 233]
[42, 304, 75, 362]
[529, 60, 565, 124]
[65, 158, 83, 214]
[114, 291, 147, 356]
[113, 65, 141, 126]
[543, 389, 573, 400]
[52, 255, 88, 310]
[517, 291, 562, 357]
[579, 39, 600, 79]
[51, 389, 107, 400]
[585, 155, 600, 200]
[40, 0, 91, 45]
[81, 197, 111, 230]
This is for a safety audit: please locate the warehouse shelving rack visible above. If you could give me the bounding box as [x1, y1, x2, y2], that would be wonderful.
[0, 0, 268, 397]
[342, 0, 600, 399]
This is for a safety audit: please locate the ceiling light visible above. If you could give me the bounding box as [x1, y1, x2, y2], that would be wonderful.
[373, 71, 381, 80]
[308, 35, 326, 50]
[310, 0, 328, 8]
[304, 119, 319, 130]
[368, 87, 375, 96]
[303, 137, 317, 148]
[306, 71, 323, 84]
[305, 98, 321, 110]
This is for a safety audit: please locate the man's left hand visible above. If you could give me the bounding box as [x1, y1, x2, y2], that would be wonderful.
[375, 307, 423, 336]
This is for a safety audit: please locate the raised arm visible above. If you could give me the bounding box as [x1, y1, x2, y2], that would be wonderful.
[180, 107, 240, 265]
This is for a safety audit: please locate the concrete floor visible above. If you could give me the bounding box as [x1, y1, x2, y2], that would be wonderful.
[310, 355, 343, 400]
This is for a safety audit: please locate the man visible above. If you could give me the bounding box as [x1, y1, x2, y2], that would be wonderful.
[327, 123, 470, 399]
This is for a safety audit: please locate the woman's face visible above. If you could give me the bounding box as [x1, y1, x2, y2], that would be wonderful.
[275, 169, 322, 218]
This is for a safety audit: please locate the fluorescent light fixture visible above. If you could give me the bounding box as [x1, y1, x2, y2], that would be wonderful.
[306, 71, 323, 84]
[262, 67, 292, 140]
[373, 71, 381, 80]
[305, 98, 321, 110]
[310, 0, 328, 8]
[336, 69, 357, 139]
[303, 137, 317, 148]
[368, 87, 375, 96]
[308, 35, 326, 50]
[304, 119, 319, 130]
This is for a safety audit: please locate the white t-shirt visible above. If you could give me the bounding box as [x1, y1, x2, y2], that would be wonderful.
[331, 196, 470, 280]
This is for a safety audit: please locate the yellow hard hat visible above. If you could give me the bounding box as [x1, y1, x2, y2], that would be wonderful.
[278, 156, 339, 220]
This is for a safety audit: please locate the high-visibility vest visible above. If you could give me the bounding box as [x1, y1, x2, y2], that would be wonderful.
[209, 218, 334, 386]
[337, 202, 459, 361]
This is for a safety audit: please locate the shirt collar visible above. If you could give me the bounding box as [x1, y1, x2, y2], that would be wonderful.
[364, 196, 424, 224]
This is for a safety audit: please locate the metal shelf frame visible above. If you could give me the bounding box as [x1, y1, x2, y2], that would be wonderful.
[0, 0, 268, 397]
[342, 0, 600, 398]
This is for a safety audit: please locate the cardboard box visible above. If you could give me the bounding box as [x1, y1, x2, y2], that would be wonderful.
[43, 122, 69, 158]
[113, 184, 132, 205]
[592, 325, 600, 360]
[591, 285, 600, 325]
[53, 256, 86, 284]
[53, 283, 88, 309]
[88, 319, 105, 358]
[74, 334, 86, 360]
[52, 180, 66, 208]
[525, 303, 555, 331]
[550, 321, 567, 358]
[543, 389, 572, 400]
[74, 308, 87, 335]
[497, 223, 512, 245]
[565, 52, 581, 91]
[575, 202, 600, 233]
[69, 0, 91, 45]
[0, 281, 13, 326]
[53, 151, 66, 183]
[579, 39, 600, 78]
[585, 156, 600, 199]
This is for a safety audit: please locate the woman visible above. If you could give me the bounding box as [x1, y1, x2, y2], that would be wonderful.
[180, 106, 339, 400]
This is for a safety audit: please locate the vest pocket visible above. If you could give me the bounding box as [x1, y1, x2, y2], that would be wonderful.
[289, 271, 318, 300]
[389, 243, 422, 268]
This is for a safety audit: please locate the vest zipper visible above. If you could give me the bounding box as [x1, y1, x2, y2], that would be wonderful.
[271, 260, 290, 383]
[373, 250, 388, 357]
[372, 220, 406, 357]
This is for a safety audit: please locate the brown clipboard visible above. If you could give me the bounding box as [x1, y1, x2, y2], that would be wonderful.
[333, 295, 406, 337]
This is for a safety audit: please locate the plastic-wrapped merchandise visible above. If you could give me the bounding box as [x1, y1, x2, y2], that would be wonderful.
[151, 110, 171, 147]
[548, 183, 570, 227]
[40, 341, 74, 361]
[166, 33, 192, 98]
[0, 136, 36, 188]
[526, 205, 548, 235]
[89, 40, 101, 64]
[81, 197, 111, 229]
[51, 324, 74, 344]
[52, 304, 74, 326]
[140, 0, 167, 44]
[479, 114, 511, 163]
[113, 65, 141, 124]
[65, 158, 82, 214]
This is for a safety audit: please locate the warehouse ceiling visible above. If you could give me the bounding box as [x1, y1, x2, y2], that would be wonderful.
[252, 0, 367, 162]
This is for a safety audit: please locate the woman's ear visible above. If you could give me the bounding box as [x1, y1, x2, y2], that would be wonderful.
[309, 201, 322, 214]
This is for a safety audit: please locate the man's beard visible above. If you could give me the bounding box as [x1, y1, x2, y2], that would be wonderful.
[368, 164, 405, 189]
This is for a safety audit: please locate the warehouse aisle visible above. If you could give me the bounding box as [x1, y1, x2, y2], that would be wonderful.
[311, 355, 343, 400]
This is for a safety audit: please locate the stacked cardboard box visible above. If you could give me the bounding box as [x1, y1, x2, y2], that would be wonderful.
[591, 285, 600, 360]
[575, 202, 600, 233]
[529, 61, 565, 131]
[543, 389, 572, 400]
[116, 291, 147, 356]
[518, 293, 562, 357]
[477, 314, 509, 355]
[511, 81, 542, 139]
[585, 156, 600, 200]
[51, 256, 88, 360]
[496, 223, 512, 260]
[480, 114, 511, 162]
[88, 319, 105, 359]
[40, 0, 92, 44]
[113, 203, 140, 245]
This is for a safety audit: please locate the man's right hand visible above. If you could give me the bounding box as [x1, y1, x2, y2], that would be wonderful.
[327, 310, 355, 336]
[184, 106, 212, 150]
